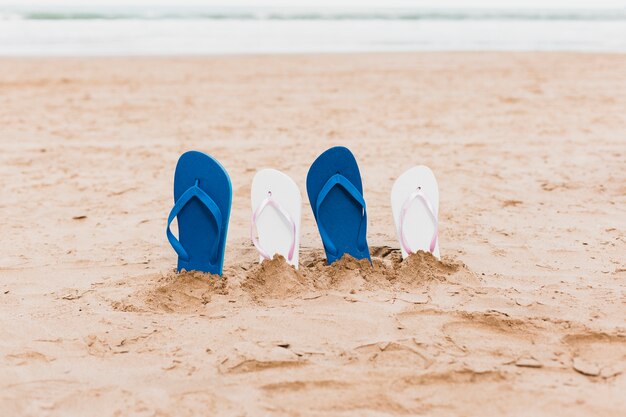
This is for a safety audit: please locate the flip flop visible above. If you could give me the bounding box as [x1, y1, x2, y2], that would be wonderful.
[250, 169, 302, 268]
[166, 150, 232, 274]
[306, 146, 371, 264]
[391, 165, 440, 259]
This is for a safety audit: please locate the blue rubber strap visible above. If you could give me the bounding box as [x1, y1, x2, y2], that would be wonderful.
[166, 183, 223, 263]
[314, 173, 367, 256]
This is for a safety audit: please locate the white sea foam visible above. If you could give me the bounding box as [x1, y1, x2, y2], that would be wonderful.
[1, 6, 625, 55]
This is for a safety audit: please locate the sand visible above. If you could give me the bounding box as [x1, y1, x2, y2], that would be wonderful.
[0, 52, 625, 416]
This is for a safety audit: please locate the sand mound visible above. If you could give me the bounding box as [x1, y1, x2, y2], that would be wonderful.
[394, 251, 476, 286]
[144, 271, 228, 313]
[238, 248, 475, 300]
[108, 248, 477, 307]
[243, 255, 311, 300]
[301, 254, 395, 292]
[299, 248, 475, 292]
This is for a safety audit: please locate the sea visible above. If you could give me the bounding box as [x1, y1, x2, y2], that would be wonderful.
[1, 6, 626, 55]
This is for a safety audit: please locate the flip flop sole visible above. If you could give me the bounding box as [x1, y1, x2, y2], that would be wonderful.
[391, 165, 440, 259]
[251, 169, 302, 268]
[306, 146, 370, 264]
[173, 150, 232, 274]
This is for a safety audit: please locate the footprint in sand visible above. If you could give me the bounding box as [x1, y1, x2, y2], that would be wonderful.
[564, 333, 626, 378]
[5, 351, 54, 365]
[352, 340, 433, 369]
[441, 313, 540, 357]
[218, 342, 306, 374]
[261, 377, 411, 415]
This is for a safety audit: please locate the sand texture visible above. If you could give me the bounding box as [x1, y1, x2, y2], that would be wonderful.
[1, 53, 625, 416]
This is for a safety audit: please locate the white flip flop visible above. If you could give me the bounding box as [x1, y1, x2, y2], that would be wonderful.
[250, 169, 302, 268]
[391, 166, 440, 259]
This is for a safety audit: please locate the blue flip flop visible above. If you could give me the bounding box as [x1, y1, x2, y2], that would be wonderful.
[166, 151, 232, 275]
[306, 146, 371, 264]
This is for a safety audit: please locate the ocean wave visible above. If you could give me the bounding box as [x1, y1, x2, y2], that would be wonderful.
[2, 8, 626, 21]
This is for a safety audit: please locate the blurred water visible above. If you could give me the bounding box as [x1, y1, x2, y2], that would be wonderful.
[1, 11, 625, 55]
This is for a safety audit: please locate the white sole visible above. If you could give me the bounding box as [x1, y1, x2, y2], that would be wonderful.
[251, 168, 302, 268]
[391, 165, 440, 259]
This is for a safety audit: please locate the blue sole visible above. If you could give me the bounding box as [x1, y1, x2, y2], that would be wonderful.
[173, 151, 231, 274]
[306, 146, 371, 264]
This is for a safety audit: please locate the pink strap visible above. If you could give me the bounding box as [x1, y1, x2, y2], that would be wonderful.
[250, 192, 296, 261]
[399, 187, 438, 255]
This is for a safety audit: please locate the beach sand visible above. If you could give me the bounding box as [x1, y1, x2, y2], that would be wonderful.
[1, 52, 625, 416]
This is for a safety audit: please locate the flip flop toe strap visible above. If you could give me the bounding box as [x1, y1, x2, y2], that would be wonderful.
[250, 193, 297, 262]
[315, 173, 367, 256]
[167, 181, 223, 263]
[399, 187, 438, 255]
